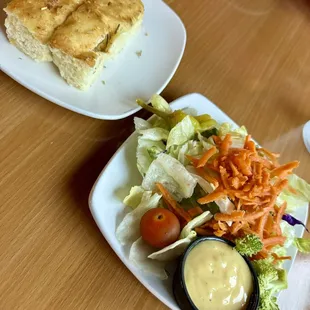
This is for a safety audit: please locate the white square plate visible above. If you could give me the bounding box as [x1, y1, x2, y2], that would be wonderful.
[0, 0, 186, 120]
[89, 93, 308, 309]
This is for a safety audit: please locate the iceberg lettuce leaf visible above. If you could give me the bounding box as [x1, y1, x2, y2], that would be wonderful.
[294, 238, 310, 253]
[129, 237, 168, 279]
[287, 174, 310, 201]
[180, 211, 212, 239]
[123, 186, 146, 209]
[150, 94, 172, 113]
[116, 192, 162, 246]
[277, 174, 310, 212]
[148, 211, 212, 261]
[139, 128, 169, 141]
[186, 166, 235, 214]
[169, 140, 204, 166]
[142, 153, 197, 201]
[134, 117, 152, 131]
[149, 115, 170, 131]
[166, 116, 196, 149]
[147, 231, 197, 262]
[218, 123, 248, 149]
[136, 138, 165, 176]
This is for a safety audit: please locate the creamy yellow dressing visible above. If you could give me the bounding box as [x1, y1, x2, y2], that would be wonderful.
[184, 241, 253, 310]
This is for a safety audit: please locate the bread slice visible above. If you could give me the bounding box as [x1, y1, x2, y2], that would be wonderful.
[4, 0, 84, 62]
[49, 0, 144, 90]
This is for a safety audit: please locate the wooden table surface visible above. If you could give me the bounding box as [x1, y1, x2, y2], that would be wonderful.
[1, 0, 310, 309]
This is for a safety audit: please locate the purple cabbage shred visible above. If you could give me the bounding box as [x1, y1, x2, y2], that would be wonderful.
[282, 214, 309, 233]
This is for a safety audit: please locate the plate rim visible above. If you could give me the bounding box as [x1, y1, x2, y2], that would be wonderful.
[88, 92, 308, 309]
[0, 0, 187, 120]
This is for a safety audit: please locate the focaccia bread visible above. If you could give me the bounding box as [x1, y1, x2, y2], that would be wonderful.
[49, 0, 144, 90]
[4, 0, 84, 62]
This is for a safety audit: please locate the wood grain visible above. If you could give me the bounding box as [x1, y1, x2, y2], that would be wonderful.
[0, 0, 309, 309]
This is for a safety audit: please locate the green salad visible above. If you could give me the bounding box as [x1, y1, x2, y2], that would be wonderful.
[116, 95, 310, 310]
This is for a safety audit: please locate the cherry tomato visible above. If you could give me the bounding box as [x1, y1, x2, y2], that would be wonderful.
[140, 208, 181, 249]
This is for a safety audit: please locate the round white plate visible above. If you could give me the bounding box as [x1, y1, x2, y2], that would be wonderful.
[0, 0, 186, 120]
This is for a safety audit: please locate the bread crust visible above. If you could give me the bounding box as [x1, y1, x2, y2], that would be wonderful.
[49, 0, 144, 62]
[4, 0, 85, 43]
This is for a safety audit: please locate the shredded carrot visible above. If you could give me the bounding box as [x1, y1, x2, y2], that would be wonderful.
[219, 166, 231, 189]
[230, 177, 241, 189]
[246, 140, 256, 153]
[261, 169, 270, 186]
[271, 161, 300, 179]
[274, 179, 289, 193]
[257, 212, 269, 239]
[258, 147, 280, 162]
[236, 199, 242, 210]
[197, 146, 217, 168]
[239, 175, 249, 186]
[256, 162, 263, 185]
[271, 253, 292, 261]
[188, 206, 203, 218]
[242, 226, 258, 236]
[252, 161, 257, 177]
[213, 158, 219, 169]
[212, 223, 220, 230]
[263, 236, 286, 248]
[231, 222, 244, 235]
[264, 214, 274, 238]
[252, 155, 275, 170]
[195, 167, 219, 187]
[214, 230, 226, 237]
[229, 160, 239, 177]
[156, 183, 192, 223]
[206, 163, 220, 172]
[186, 155, 199, 167]
[188, 130, 300, 259]
[212, 135, 222, 145]
[275, 202, 287, 235]
[218, 221, 228, 231]
[220, 134, 232, 155]
[245, 135, 251, 144]
[244, 206, 272, 222]
[195, 227, 213, 236]
[214, 211, 245, 222]
[197, 190, 227, 204]
[199, 218, 217, 229]
[233, 155, 252, 176]
[265, 195, 277, 209]
[251, 249, 269, 260]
